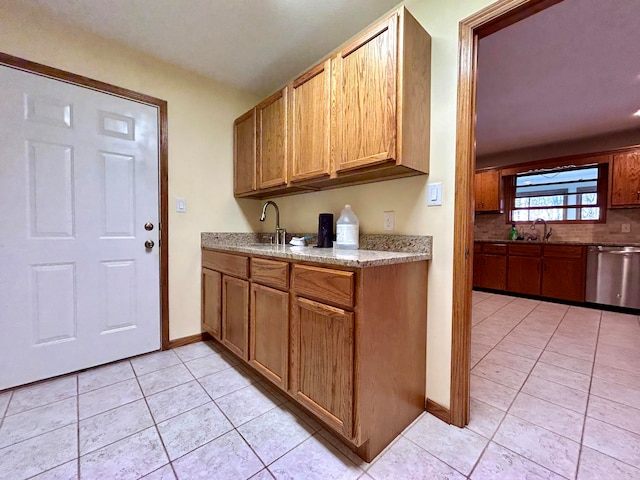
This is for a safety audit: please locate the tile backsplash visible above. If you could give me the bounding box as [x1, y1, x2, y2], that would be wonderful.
[475, 208, 640, 244]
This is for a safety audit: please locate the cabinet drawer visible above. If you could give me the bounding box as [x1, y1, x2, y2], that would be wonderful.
[483, 243, 507, 255]
[251, 258, 289, 290]
[508, 243, 542, 257]
[543, 245, 585, 259]
[202, 250, 249, 278]
[474, 243, 482, 253]
[292, 265, 354, 309]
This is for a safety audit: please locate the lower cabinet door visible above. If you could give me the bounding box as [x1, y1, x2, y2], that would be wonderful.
[482, 254, 507, 290]
[249, 283, 289, 389]
[291, 296, 354, 438]
[222, 276, 249, 360]
[541, 257, 586, 302]
[507, 256, 541, 296]
[202, 268, 222, 339]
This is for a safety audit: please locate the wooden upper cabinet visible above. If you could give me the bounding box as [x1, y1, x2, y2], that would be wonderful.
[233, 109, 256, 196]
[288, 60, 331, 183]
[232, 6, 431, 198]
[474, 170, 501, 212]
[257, 89, 287, 189]
[333, 16, 397, 172]
[610, 150, 640, 207]
[333, 8, 430, 176]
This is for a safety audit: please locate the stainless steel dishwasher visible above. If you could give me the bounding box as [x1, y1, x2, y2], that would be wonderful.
[585, 246, 640, 309]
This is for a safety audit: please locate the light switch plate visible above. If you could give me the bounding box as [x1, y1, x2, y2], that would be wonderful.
[176, 197, 187, 213]
[622, 223, 631, 233]
[427, 183, 442, 206]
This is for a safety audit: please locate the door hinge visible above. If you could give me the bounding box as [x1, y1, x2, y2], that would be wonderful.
[465, 247, 470, 258]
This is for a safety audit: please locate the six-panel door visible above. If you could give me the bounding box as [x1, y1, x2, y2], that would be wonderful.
[290, 296, 354, 438]
[0, 64, 160, 390]
[249, 283, 289, 389]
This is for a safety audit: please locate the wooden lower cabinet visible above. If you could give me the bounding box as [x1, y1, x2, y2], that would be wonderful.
[541, 245, 586, 302]
[473, 243, 507, 290]
[249, 283, 289, 389]
[201, 247, 427, 462]
[291, 297, 354, 437]
[475, 242, 587, 302]
[221, 276, 249, 360]
[202, 268, 222, 340]
[507, 255, 541, 296]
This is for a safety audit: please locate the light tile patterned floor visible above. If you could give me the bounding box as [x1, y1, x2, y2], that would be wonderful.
[0, 292, 639, 479]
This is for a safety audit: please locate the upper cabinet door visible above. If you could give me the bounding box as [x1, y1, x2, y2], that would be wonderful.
[233, 109, 256, 196]
[474, 170, 501, 212]
[610, 150, 640, 207]
[288, 60, 331, 183]
[333, 14, 398, 173]
[257, 89, 287, 189]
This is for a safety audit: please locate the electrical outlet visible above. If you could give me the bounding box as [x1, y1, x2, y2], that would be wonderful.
[622, 223, 631, 233]
[383, 211, 395, 231]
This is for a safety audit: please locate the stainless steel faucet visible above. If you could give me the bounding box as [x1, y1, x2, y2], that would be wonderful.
[260, 201, 286, 245]
[531, 217, 552, 242]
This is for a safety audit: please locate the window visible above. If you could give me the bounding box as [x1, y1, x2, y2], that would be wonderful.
[507, 165, 606, 223]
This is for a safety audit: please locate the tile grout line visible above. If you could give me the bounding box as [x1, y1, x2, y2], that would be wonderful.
[132, 359, 177, 479]
[186, 350, 269, 473]
[472, 301, 550, 375]
[573, 311, 602, 480]
[0, 390, 13, 431]
[469, 300, 579, 479]
[76, 375, 80, 480]
[191, 343, 364, 476]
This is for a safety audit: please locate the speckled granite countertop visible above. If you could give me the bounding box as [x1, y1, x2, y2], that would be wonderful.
[476, 239, 640, 247]
[201, 233, 432, 268]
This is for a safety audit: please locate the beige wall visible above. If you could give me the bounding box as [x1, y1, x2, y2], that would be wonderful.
[0, 0, 498, 408]
[0, 2, 261, 341]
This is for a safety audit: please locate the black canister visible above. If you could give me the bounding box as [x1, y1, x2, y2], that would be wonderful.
[317, 213, 334, 248]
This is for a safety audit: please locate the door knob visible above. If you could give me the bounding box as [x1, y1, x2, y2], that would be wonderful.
[145, 240, 155, 249]
[144, 222, 154, 231]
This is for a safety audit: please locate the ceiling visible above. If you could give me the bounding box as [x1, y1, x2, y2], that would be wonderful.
[12, 0, 640, 157]
[15, 0, 400, 97]
[477, 0, 640, 156]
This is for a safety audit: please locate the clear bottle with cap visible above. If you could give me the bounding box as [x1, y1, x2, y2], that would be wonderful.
[335, 204, 359, 250]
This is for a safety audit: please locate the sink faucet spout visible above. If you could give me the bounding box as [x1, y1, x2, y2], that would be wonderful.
[531, 218, 551, 242]
[260, 201, 285, 245]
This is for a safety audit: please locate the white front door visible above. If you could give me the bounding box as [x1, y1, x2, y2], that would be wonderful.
[0, 65, 161, 390]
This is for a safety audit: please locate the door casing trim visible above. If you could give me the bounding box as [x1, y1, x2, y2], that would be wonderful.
[0, 52, 171, 350]
[450, 0, 563, 426]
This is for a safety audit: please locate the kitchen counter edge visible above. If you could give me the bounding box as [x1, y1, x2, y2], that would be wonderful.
[201, 239, 432, 268]
[475, 239, 640, 247]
